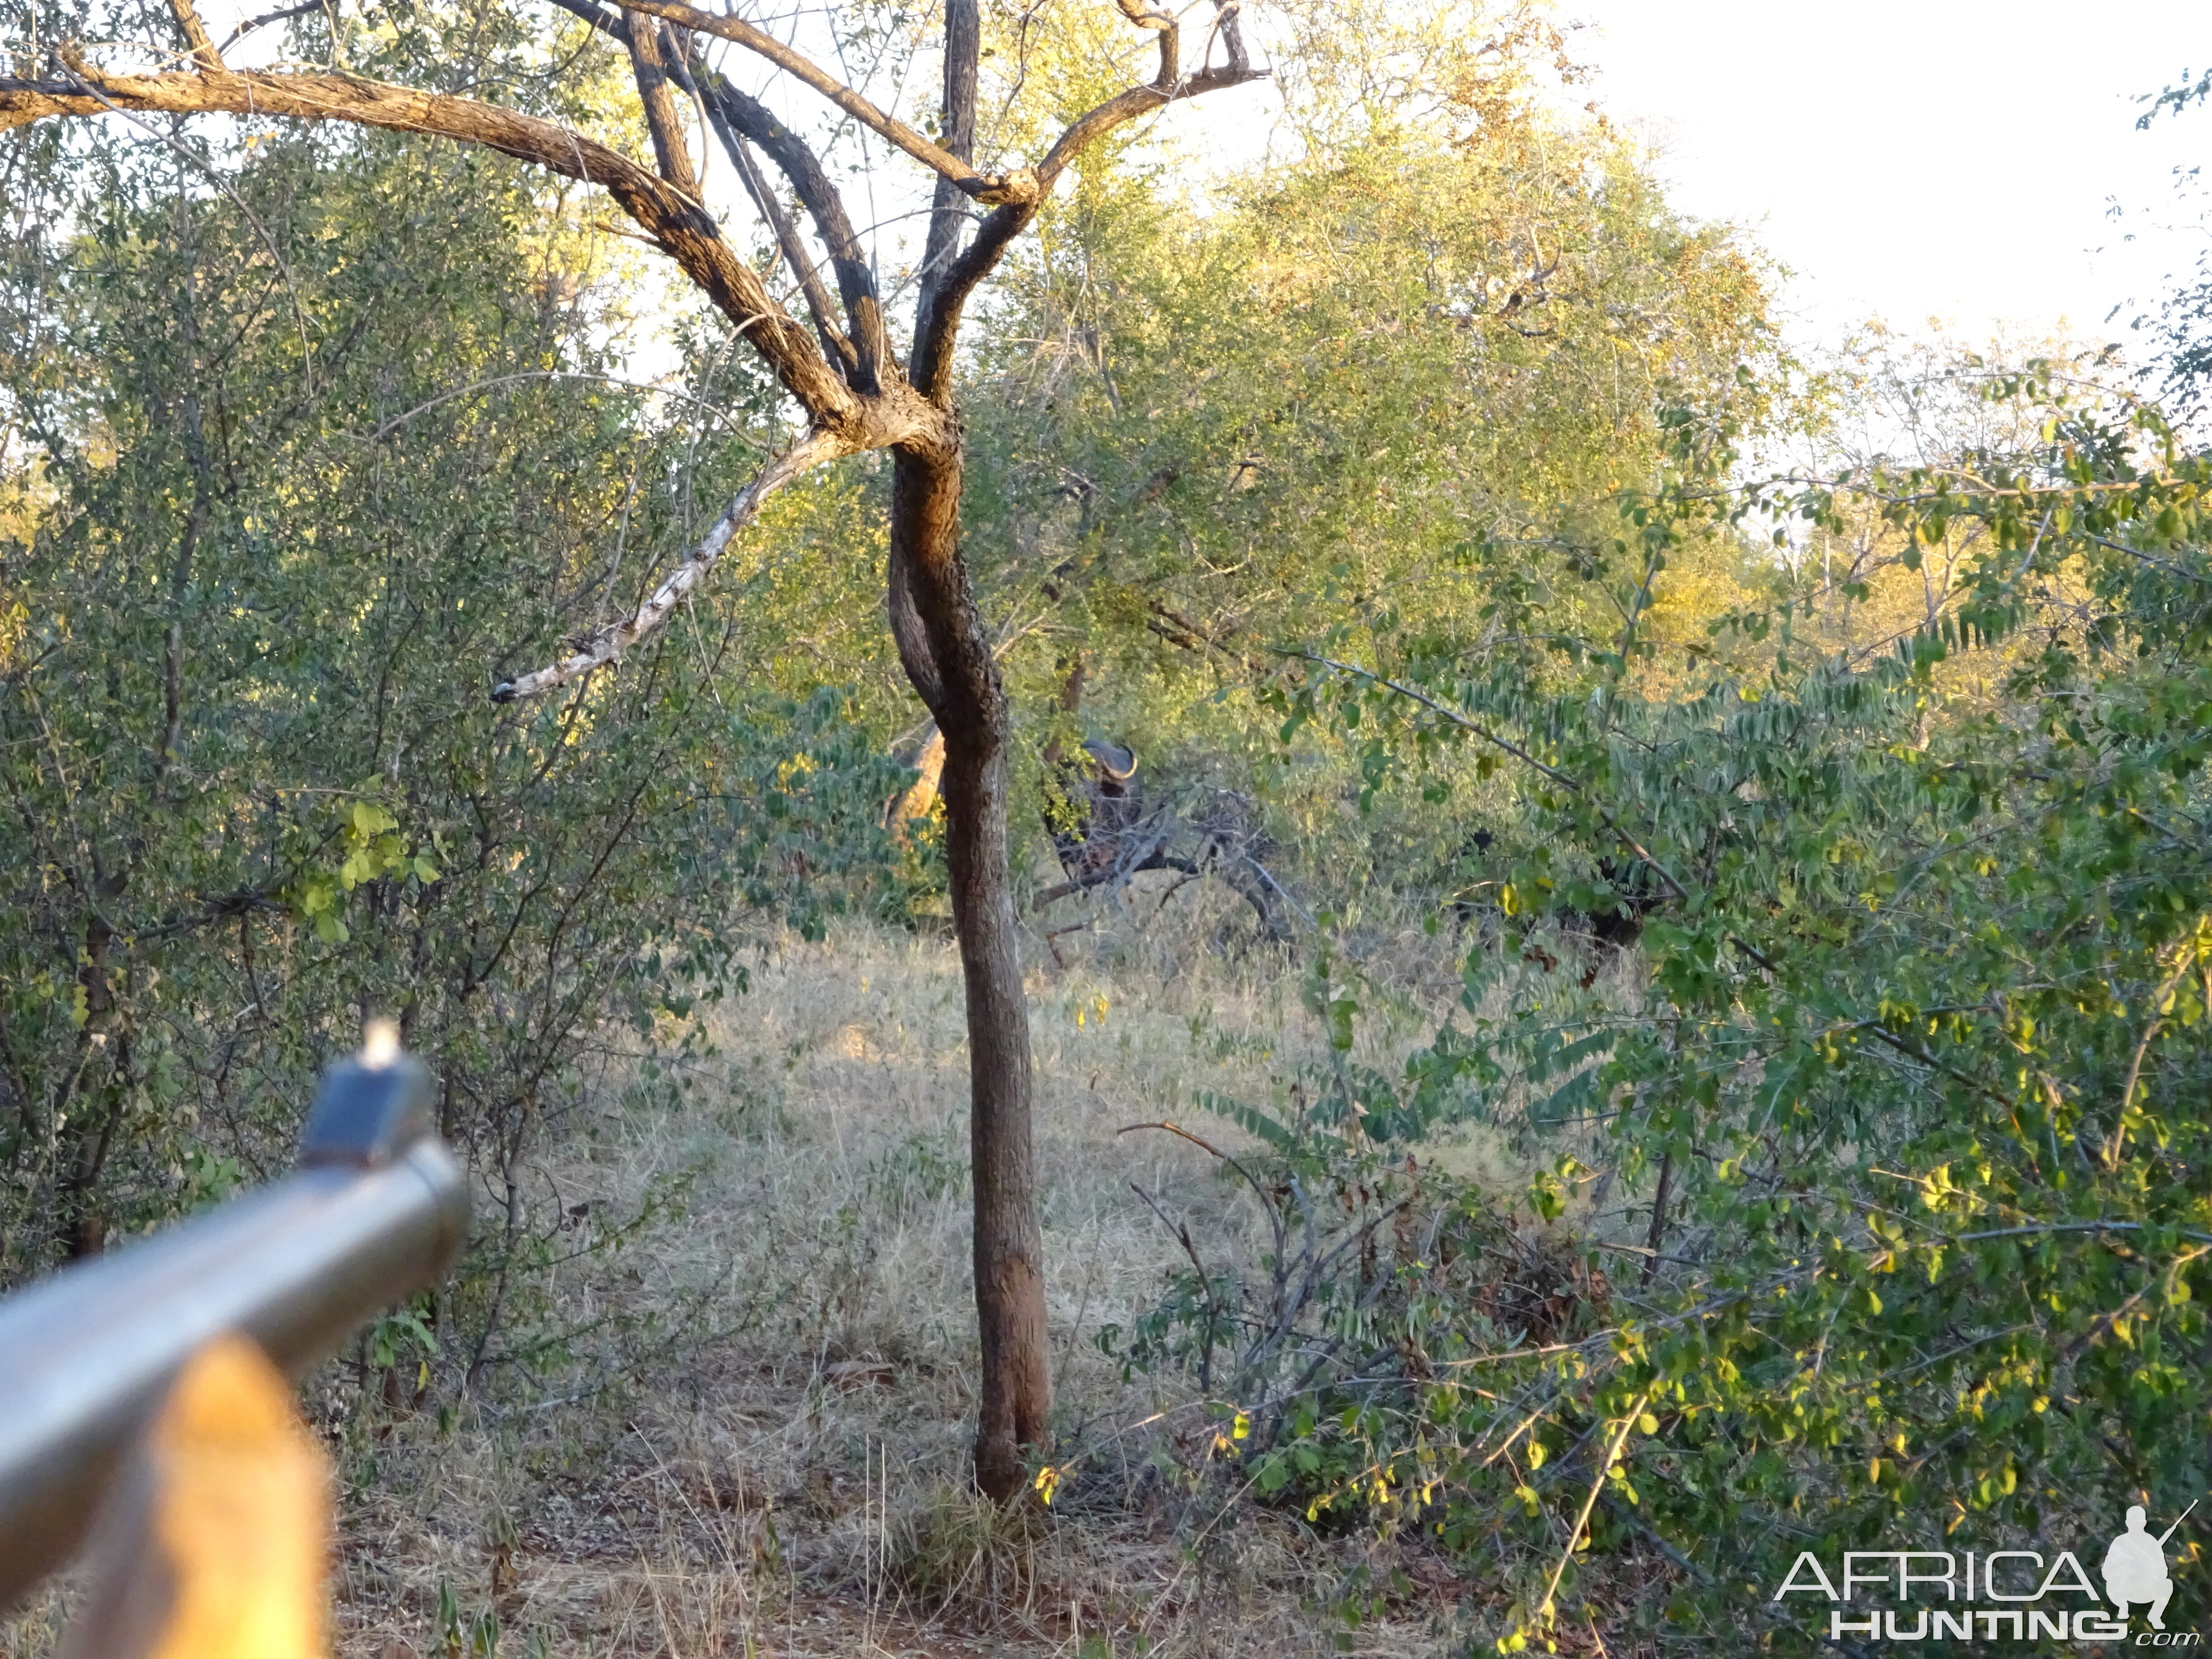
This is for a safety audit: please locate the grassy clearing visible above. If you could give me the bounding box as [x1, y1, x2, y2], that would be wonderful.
[8, 878, 1608, 1658]
[331, 879, 1503, 1659]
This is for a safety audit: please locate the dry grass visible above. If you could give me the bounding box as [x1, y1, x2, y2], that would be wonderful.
[8, 876, 1599, 1658]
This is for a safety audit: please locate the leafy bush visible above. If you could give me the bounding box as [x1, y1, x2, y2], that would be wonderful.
[1104, 356, 2212, 1650]
[0, 127, 906, 1388]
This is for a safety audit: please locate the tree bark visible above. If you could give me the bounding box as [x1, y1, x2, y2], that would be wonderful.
[621, 16, 700, 201]
[890, 439, 1048, 1500]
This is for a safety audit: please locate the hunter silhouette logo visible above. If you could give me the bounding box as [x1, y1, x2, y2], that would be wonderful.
[1771, 1499, 2201, 1643]
[2106, 1502, 2195, 1631]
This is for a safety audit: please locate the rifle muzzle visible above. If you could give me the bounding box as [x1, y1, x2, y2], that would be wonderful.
[0, 1044, 469, 1608]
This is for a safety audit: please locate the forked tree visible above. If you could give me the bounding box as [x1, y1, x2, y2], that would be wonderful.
[0, 0, 1261, 1498]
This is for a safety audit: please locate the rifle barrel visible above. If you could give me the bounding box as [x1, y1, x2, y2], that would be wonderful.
[0, 1049, 468, 1608]
[2158, 1499, 2199, 1547]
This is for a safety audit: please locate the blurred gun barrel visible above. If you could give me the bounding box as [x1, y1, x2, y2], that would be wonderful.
[0, 1039, 469, 1608]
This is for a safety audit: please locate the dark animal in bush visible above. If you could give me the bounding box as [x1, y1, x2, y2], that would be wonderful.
[1452, 832, 1665, 971]
[1036, 740, 1292, 940]
[1587, 854, 1665, 949]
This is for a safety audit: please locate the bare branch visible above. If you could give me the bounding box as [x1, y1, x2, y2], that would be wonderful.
[1032, 65, 1262, 183]
[623, 15, 700, 198]
[605, 0, 1039, 205]
[545, 0, 623, 34]
[705, 103, 858, 379]
[168, 0, 224, 70]
[1214, 0, 1250, 74]
[909, 61, 1265, 399]
[492, 428, 847, 702]
[2, 57, 858, 425]
[914, 0, 978, 326]
[215, 0, 319, 54]
[1113, 0, 1177, 90]
[694, 67, 887, 390]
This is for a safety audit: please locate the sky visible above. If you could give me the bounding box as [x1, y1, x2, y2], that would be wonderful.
[1562, 0, 2205, 357]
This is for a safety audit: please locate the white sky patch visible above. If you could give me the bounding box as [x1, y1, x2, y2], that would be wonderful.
[1562, 0, 2205, 356]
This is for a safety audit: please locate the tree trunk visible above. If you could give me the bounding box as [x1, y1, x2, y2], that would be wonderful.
[888, 439, 1050, 1501]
